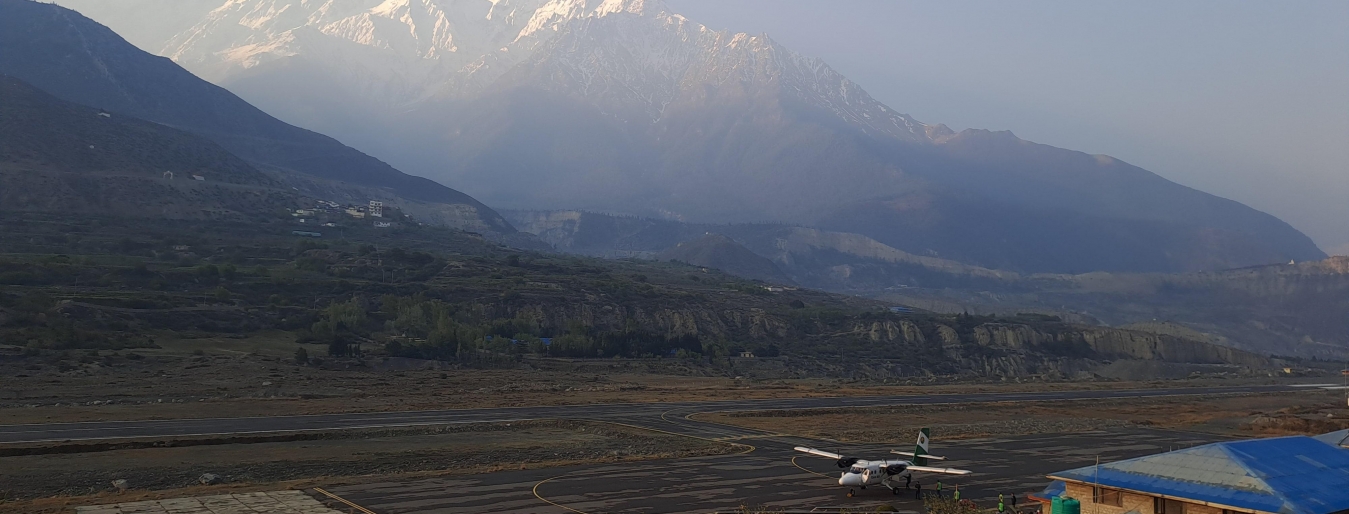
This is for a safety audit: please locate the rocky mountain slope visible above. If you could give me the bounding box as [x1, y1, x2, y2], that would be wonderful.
[656, 234, 793, 285]
[0, 76, 306, 219]
[56, 0, 1326, 273]
[508, 209, 1349, 359]
[507, 209, 1022, 289]
[0, 0, 514, 234]
[0, 211, 1277, 380]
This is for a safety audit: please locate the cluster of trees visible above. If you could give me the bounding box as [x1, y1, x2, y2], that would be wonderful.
[0, 290, 154, 350]
[546, 324, 705, 358]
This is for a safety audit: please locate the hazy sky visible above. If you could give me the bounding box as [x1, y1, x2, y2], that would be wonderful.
[53, 0, 1348, 255]
[668, 0, 1349, 256]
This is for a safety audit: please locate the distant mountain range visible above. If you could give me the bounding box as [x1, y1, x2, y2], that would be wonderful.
[0, 0, 514, 234]
[56, 0, 1326, 273]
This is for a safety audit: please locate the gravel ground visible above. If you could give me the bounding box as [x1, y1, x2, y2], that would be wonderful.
[0, 420, 734, 501]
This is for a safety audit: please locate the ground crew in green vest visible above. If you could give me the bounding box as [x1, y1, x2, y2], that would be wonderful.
[953, 485, 960, 501]
[937, 480, 943, 498]
[998, 499, 1006, 513]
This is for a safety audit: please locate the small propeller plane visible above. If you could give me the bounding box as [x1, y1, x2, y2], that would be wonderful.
[795, 428, 972, 497]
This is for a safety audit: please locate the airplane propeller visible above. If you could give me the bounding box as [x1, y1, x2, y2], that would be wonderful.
[836, 456, 859, 469]
[885, 463, 908, 475]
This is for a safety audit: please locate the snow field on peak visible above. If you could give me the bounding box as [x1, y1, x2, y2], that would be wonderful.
[150, 0, 934, 140]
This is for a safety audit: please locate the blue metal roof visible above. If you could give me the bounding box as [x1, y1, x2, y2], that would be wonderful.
[1314, 429, 1349, 449]
[1049, 435, 1349, 514]
[1036, 480, 1066, 499]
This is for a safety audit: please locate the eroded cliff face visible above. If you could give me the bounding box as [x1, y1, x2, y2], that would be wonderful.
[872, 318, 1269, 378]
[491, 299, 1269, 378]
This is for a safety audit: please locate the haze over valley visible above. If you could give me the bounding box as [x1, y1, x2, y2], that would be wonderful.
[52, 0, 1328, 272]
[3, 2, 1349, 512]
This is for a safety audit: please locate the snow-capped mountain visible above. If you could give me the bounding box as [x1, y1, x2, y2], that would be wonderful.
[53, 0, 1327, 273]
[113, 0, 942, 143]
[150, 0, 660, 105]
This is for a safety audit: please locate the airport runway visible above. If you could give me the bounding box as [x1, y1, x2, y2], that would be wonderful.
[323, 428, 1222, 513]
[0, 384, 1292, 444]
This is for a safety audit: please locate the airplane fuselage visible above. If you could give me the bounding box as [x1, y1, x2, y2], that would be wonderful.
[838, 464, 907, 488]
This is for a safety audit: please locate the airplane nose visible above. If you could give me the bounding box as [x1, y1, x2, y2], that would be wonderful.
[839, 474, 861, 486]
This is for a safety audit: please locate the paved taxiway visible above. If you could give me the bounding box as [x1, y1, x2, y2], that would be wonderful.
[0, 384, 1291, 444]
[324, 428, 1221, 513]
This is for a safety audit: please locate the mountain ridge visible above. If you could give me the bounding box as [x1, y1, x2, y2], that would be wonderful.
[46, 0, 1326, 273]
[0, 75, 308, 219]
[0, 0, 515, 234]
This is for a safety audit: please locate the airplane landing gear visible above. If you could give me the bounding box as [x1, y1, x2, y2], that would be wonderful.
[847, 489, 856, 497]
[883, 480, 901, 495]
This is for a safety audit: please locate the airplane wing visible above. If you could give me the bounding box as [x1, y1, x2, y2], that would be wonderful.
[794, 447, 844, 460]
[871, 459, 914, 467]
[906, 465, 973, 475]
[890, 451, 947, 460]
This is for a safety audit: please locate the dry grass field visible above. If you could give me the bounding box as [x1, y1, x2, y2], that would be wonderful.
[696, 390, 1349, 444]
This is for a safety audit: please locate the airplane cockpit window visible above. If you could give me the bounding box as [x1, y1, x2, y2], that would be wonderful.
[848, 466, 866, 474]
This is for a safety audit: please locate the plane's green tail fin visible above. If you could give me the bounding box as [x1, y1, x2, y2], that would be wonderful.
[915, 427, 931, 466]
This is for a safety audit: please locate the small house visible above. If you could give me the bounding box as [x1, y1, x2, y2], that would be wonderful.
[1035, 434, 1349, 514]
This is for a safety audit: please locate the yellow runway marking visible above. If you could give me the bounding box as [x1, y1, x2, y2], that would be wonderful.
[531, 419, 761, 512]
[313, 487, 378, 514]
[792, 456, 833, 478]
[532, 475, 590, 514]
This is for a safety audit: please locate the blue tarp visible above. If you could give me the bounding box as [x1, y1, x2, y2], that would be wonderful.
[1049, 435, 1349, 514]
